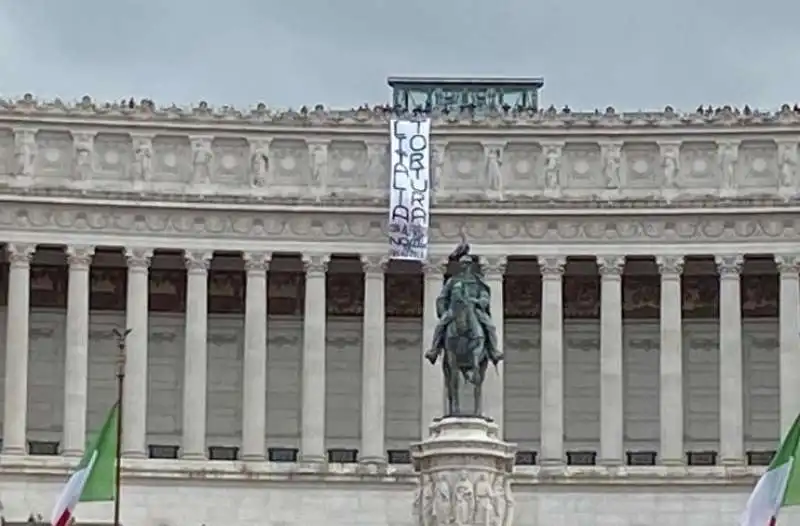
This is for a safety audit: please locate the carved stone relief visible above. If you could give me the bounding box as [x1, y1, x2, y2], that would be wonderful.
[248, 138, 271, 188]
[268, 271, 304, 315]
[211, 137, 247, 185]
[89, 267, 126, 311]
[742, 274, 778, 317]
[0, 128, 14, 176]
[739, 141, 778, 188]
[3, 94, 800, 205]
[149, 269, 186, 312]
[268, 139, 308, 194]
[190, 136, 214, 184]
[414, 469, 514, 526]
[504, 275, 541, 318]
[563, 143, 601, 189]
[34, 130, 71, 180]
[386, 274, 422, 317]
[0, 124, 798, 203]
[364, 140, 389, 191]
[717, 140, 740, 195]
[563, 275, 600, 318]
[541, 141, 563, 198]
[30, 264, 67, 308]
[94, 133, 133, 181]
[777, 139, 799, 190]
[307, 140, 329, 195]
[152, 136, 190, 183]
[442, 143, 483, 195]
[500, 143, 541, 194]
[72, 132, 95, 182]
[682, 276, 719, 318]
[326, 272, 364, 316]
[482, 142, 506, 199]
[679, 141, 717, 189]
[208, 270, 244, 314]
[430, 141, 448, 197]
[328, 141, 367, 192]
[622, 143, 659, 188]
[130, 134, 154, 184]
[659, 141, 681, 190]
[622, 275, 660, 319]
[600, 141, 623, 191]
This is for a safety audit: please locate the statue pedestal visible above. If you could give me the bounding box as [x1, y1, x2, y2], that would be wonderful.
[411, 416, 517, 526]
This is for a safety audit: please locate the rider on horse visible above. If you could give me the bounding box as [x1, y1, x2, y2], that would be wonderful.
[424, 245, 503, 373]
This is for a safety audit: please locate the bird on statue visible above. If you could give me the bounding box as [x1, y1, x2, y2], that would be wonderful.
[449, 233, 471, 262]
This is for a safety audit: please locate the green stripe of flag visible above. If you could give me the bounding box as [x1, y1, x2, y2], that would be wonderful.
[79, 402, 118, 502]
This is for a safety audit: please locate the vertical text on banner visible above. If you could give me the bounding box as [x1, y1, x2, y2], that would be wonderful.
[388, 119, 431, 261]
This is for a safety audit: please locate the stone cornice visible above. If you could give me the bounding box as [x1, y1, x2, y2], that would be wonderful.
[2, 200, 800, 258]
[0, 455, 764, 487]
[3, 191, 800, 216]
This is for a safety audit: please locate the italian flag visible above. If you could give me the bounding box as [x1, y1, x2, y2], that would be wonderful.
[741, 414, 800, 526]
[51, 403, 119, 526]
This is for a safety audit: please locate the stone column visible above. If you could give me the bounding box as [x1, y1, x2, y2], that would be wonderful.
[598, 256, 625, 466]
[421, 259, 446, 437]
[2, 243, 35, 455]
[656, 256, 684, 465]
[776, 255, 800, 436]
[123, 248, 152, 458]
[241, 251, 270, 461]
[360, 255, 387, 464]
[716, 255, 744, 465]
[300, 253, 329, 463]
[538, 256, 566, 466]
[481, 256, 506, 431]
[62, 245, 95, 457]
[181, 250, 213, 459]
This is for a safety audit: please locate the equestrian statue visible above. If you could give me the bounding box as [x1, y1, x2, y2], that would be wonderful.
[424, 237, 503, 416]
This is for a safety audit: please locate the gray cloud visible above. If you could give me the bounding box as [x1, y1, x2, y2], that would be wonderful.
[1, 0, 798, 111]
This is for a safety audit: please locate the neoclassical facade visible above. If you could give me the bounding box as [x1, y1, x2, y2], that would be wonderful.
[2, 98, 800, 526]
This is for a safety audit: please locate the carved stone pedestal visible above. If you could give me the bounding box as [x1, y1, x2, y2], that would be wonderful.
[411, 416, 516, 526]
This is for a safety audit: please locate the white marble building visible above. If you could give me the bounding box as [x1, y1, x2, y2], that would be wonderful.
[1, 98, 800, 525]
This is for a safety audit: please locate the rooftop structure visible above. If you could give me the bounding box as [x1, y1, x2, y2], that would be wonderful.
[388, 76, 544, 114]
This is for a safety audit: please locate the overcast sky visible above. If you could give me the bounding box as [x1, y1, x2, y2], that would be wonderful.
[1, 0, 798, 112]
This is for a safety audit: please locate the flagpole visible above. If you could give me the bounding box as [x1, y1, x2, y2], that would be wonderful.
[111, 328, 131, 526]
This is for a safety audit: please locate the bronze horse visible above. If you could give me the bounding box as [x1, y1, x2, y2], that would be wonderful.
[441, 275, 490, 416]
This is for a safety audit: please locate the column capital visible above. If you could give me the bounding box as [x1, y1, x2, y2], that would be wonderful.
[776, 255, 800, 274]
[479, 256, 507, 277]
[715, 255, 744, 277]
[66, 245, 95, 268]
[6, 243, 35, 266]
[124, 247, 153, 269]
[302, 253, 330, 274]
[361, 254, 389, 275]
[597, 256, 625, 277]
[422, 258, 448, 276]
[184, 250, 213, 273]
[538, 256, 566, 277]
[656, 255, 684, 276]
[243, 251, 271, 272]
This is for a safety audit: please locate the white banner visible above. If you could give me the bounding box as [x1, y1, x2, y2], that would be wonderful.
[388, 119, 431, 261]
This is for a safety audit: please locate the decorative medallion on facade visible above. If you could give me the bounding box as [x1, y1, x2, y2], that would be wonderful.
[0, 95, 800, 206]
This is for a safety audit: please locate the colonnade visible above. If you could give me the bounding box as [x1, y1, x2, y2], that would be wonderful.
[2, 243, 798, 465]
